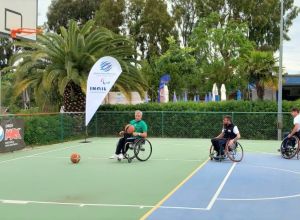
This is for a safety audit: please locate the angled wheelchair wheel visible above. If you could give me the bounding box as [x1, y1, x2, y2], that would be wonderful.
[124, 142, 136, 162]
[226, 142, 243, 162]
[280, 136, 299, 159]
[209, 145, 215, 160]
[134, 139, 152, 162]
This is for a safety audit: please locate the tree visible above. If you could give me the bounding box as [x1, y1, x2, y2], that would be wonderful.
[194, 0, 299, 51]
[8, 20, 147, 112]
[227, 0, 300, 50]
[47, 0, 100, 32]
[94, 0, 126, 34]
[126, 0, 176, 59]
[195, 0, 226, 20]
[126, 0, 146, 59]
[241, 50, 278, 100]
[190, 13, 254, 91]
[0, 38, 13, 69]
[170, 0, 198, 47]
[141, 37, 202, 100]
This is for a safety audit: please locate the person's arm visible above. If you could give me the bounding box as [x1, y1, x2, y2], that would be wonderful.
[228, 126, 241, 146]
[288, 123, 300, 138]
[133, 121, 148, 138]
[133, 131, 147, 138]
[215, 132, 224, 139]
[233, 133, 241, 142]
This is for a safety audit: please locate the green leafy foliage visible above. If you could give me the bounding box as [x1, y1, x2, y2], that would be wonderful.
[47, 0, 100, 32]
[7, 20, 147, 112]
[95, 0, 125, 33]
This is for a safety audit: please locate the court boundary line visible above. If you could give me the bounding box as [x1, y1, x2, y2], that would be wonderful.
[217, 194, 300, 201]
[30, 155, 204, 162]
[246, 164, 300, 175]
[0, 138, 102, 165]
[0, 199, 207, 211]
[217, 163, 300, 202]
[140, 158, 210, 220]
[206, 162, 237, 210]
[246, 151, 278, 155]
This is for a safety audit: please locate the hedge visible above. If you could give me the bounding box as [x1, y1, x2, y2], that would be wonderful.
[4, 100, 299, 146]
[99, 100, 300, 112]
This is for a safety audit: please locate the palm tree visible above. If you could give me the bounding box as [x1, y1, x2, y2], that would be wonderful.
[8, 20, 147, 112]
[242, 50, 278, 100]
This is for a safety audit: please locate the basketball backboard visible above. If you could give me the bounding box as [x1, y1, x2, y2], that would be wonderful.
[0, 0, 38, 41]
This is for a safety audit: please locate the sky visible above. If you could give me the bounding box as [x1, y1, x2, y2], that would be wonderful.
[38, 0, 300, 75]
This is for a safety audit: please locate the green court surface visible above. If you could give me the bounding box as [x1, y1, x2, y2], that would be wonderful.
[0, 138, 280, 220]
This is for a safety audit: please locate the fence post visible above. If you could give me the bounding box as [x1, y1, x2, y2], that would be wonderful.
[161, 111, 164, 137]
[95, 112, 98, 137]
[60, 113, 64, 141]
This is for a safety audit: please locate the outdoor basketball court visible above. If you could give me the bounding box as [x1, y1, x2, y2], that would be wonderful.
[0, 138, 299, 220]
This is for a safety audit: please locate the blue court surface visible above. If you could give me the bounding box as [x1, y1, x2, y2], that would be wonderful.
[145, 153, 300, 220]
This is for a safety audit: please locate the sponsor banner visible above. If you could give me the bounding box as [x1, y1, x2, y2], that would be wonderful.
[0, 118, 25, 153]
[85, 56, 122, 126]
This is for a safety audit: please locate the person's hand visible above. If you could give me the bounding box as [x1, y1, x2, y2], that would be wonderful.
[228, 139, 235, 147]
[119, 131, 124, 136]
[287, 134, 292, 139]
[133, 132, 140, 137]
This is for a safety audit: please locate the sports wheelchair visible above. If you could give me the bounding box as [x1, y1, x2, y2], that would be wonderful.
[120, 138, 152, 163]
[209, 140, 244, 162]
[280, 135, 300, 160]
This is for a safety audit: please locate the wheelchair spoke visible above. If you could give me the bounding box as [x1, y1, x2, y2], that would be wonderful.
[124, 142, 135, 160]
[134, 139, 152, 162]
[280, 136, 299, 159]
[226, 142, 243, 162]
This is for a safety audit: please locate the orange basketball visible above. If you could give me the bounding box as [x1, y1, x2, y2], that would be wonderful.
[125, 124, 135, 134]
[70, 153, 81, 164]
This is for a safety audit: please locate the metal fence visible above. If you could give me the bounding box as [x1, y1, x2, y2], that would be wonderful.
[0, 111, 293, 145]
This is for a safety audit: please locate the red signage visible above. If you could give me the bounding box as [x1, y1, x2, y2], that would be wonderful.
[5, 128, 22, 141]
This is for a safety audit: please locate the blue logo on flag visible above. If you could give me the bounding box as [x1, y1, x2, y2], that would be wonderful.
[100, 61, 112, 72]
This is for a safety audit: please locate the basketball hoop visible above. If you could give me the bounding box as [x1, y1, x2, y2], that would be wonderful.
[10, 28, 43, 39]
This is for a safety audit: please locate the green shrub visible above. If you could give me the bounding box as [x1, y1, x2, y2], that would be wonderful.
[8, 100, 300, 145]
[99, 100, 300, 112]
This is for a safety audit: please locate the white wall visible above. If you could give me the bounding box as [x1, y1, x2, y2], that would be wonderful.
[103, 92, 145, 105]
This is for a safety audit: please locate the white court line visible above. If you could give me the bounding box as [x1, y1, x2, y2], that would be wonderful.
[246, 151, 278, 155]
[30, 155, 202, 162]
[206, 162, 237, 210]
[0, 199, 207, 211]
[217, 164, 300, 202]
[217, 194, 300, 201]
[0, 139, 102, 165]
[246, 164, 300, 175]
[159, 205, 207, 211]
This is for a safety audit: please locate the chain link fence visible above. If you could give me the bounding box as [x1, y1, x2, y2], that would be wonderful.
[0, 111, 293, 145]
[95, 111, 293, 140]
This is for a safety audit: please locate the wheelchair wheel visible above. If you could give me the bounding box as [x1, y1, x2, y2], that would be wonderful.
[225, 142, 243, 162]
[280, 136, 299, 159]
[209, 145, 215, 160]
[134, 139, 152, 162]
[124, 142, 136, 162]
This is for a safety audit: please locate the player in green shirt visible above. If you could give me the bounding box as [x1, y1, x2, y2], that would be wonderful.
[110, 110, 148, 160]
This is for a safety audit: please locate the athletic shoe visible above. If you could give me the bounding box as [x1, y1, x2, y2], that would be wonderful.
[109, 154, 118, 159]
[117, 154, 124, 160]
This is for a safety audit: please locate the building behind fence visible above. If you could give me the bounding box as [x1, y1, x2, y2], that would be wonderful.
[0, 111, 293, 146]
